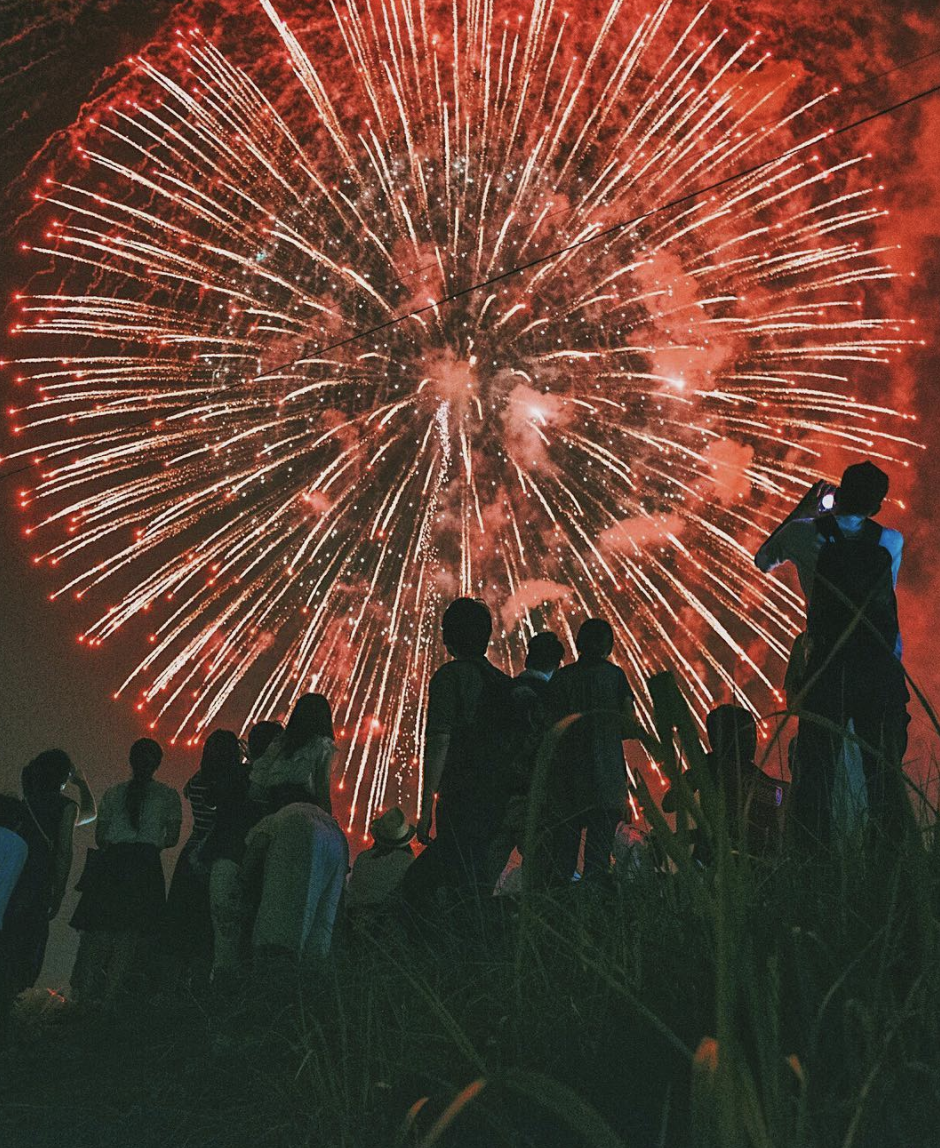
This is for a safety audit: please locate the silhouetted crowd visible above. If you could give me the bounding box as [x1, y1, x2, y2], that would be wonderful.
[0, 459, 913, 1024]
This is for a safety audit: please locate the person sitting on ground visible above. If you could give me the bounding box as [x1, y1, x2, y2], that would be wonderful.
[662, 706, 784, 863]
[346, 807, 416, 915]
[754, 461, 909, 845]
[543, 618, 637, 884]
[240, 783, 349, 969]
[70, 738, 181, 1003]
[250, 695, 336, 813]
[408, 598, 516, 907]
[3, 750, 95, 996]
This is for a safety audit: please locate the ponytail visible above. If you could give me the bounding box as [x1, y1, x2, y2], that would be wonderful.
[126, 774, 148, 831]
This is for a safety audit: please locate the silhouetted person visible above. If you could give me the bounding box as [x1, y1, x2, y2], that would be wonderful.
[544, 619, 636, 883]
[408, 598, 516, 906]
[197, 751, 260, 983]
[662, 706, 784, 863]
[241, 783, 349, 969]
[488, 630, 566, 884]
[70, 739, 181, 1003]
[756, 462, 909, 845]
[163, 730, 242, 988]
[250, 695, 336, 813]
[347, 807, 416, 915]
[3, 750, 94, 994]
[247, 720, 283, 767]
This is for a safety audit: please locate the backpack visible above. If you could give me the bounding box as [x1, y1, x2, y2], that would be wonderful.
[806, 516, 898, 662]
[438, 662, 520, 816]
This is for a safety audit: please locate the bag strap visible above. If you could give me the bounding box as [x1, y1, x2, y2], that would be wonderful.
[24, 798, 54, 851]
[860, 518, 884, 546]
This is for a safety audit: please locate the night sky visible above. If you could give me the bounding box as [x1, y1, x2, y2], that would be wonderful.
[2, 0, 939, 986]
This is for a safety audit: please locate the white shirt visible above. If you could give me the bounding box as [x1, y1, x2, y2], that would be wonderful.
[346, 846, 414, 908]
[97, 780, 182, 848]
[755, 515, 903, 655]
[0, 828, 28, 929]
[250, 733, 335, 796]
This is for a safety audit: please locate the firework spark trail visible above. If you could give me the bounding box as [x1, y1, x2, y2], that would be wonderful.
[5, 0, 923, 829]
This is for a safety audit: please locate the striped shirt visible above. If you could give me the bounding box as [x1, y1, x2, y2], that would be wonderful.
[183, 772, 216, 840]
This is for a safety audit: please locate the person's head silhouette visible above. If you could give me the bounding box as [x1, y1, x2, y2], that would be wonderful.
[22, 749, 72, 801]
[525, 631, 565, 675]
[129, 737, 163, 778]
[575, 618, 614, 659]
[705, 705, 757, 765]
[283, 694, 334, 757]
[441, 598, 492, 658]
[836, 461, 889, 517]
[248, 720, 283, 763]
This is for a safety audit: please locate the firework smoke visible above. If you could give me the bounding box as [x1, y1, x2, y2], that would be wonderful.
[5, 0, 922, 827]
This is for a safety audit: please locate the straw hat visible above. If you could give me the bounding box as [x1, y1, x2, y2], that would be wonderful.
[370, 806, 415, 847]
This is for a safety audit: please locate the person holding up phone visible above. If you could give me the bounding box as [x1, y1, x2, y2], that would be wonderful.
[754, 461, 909, 846]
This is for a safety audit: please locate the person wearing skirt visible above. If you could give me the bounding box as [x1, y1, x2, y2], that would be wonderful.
[70, 739, 180, 1004]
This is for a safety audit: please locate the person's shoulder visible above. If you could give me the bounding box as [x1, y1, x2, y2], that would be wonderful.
[0, 825, 27, 851]
[877, 523, 903, 552]
[607, 660, 634, 690]
[429, 659, 464, 684]
[483, 659, 514, 685]
[298, 735, 331, 757]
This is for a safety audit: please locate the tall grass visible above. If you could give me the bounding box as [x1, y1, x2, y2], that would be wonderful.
[2, 670, 938, 1148]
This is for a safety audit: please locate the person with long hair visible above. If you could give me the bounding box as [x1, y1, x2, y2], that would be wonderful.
[70, 739, 180, 1003]
[250, 695, 336, 813]
[200, 735, 268, 981]
[162, 730, 243, 988]
[2, 749, 96, 995]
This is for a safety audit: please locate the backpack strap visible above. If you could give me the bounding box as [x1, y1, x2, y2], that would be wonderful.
[23, 798, 54, 851]
[860, 518, 883, 546]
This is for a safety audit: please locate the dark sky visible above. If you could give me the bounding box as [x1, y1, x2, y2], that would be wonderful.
[1, 0, 939, 986]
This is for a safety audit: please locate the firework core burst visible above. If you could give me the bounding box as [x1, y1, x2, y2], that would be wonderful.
[7, 0, 919, 827]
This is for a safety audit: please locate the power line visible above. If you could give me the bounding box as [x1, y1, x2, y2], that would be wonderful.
[253, 77, 940, 370]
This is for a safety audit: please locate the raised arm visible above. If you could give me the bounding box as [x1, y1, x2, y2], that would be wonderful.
[49, 802, 79, 920]
[68, 766, 97, 827]
[754, 480, 834, 571]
